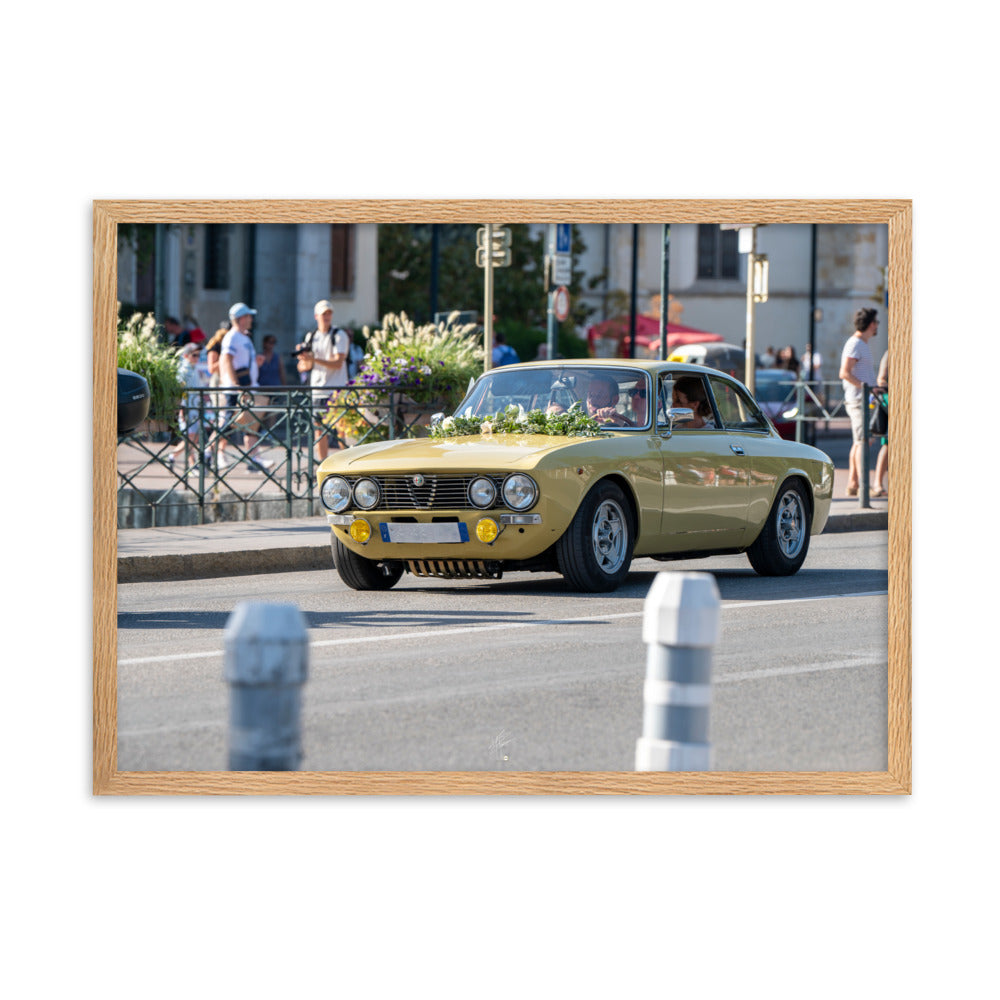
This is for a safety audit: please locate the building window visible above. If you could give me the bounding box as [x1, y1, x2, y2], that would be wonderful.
[696, 225, 739, 279]
[330, 224, 355, 294]
[203, 225, 230, 290]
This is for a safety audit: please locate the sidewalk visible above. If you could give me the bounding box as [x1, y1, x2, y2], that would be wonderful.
[117, 436, 888, 583]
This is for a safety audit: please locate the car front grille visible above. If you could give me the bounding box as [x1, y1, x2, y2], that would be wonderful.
[361, 474, 507, 510]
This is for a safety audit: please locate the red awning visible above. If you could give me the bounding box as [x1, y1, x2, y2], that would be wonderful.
[587, 315, 723, 357]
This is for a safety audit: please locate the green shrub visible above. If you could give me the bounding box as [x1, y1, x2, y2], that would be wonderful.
[116, 308, 186, 426]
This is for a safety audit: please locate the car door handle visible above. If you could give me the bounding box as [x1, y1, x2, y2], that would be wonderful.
[730, 444, 745, 455]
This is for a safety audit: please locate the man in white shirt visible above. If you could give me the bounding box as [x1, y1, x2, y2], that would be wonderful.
[297, 299, 351, 460]
[839, 307, 879, 496]
[215, 302, 271, 472]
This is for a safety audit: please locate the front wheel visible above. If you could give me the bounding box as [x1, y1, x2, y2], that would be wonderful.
[332, 537, 404, 590]
[556, 481, 634, 592]
[746, 480, 811, 576]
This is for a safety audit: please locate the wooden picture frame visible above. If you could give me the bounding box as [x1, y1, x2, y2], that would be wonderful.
[94, 199, 911, 795]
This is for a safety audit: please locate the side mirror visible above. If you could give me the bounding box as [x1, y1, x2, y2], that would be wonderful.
[430, 412, 445, 427]
[118, 368, 150, 435]
[666, 407, 694, 435]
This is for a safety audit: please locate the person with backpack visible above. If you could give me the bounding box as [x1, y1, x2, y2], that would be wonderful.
[295, 299, 351, 459]
[492, 330, 520, 367]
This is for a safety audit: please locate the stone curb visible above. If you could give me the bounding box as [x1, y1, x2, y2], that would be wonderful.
[117, 510, 886, 583]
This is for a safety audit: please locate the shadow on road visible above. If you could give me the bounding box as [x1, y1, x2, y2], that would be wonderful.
[117, 567, 887, 632]
[118, 605, 613, 632]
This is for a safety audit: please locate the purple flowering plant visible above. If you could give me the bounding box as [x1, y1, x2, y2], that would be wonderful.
[326, 311, 483, 442]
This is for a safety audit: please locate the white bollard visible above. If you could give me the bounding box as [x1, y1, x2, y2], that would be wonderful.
[635, 572, 720, 771]
[224, 602, 309, 771]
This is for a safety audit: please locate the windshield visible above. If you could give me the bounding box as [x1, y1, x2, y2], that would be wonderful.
[456, 365, 653, 429]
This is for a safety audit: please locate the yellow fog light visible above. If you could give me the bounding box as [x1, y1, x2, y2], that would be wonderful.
[350, 518, 372, 544]
[475, 517, 500, 544]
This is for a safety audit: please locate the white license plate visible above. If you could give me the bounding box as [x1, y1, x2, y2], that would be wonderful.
[378, 522, 470, 543]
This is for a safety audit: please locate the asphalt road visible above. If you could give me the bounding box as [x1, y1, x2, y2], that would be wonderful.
[117, 529, 888, 773]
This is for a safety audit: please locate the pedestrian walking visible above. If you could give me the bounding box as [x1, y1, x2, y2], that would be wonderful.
[492, 331, 520, 367]
[165, 342, 206, 471]
[777, 345, 800, 374]
[839, 307, 880, 496]
[872, 350, 889, 497]
[213, 302, 272, 473]
[257, 334, 287, 389]
[162, 315, 184, 348]
[295, 299, 350, 461]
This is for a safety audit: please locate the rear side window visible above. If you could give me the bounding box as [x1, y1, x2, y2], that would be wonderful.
[708, 376, 769, 432]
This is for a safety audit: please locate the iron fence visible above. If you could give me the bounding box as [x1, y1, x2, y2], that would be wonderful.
[116, 385, 440, 528]
[117, 378, 853, 528]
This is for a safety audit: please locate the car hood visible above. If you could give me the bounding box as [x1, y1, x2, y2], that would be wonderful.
[328, 434, 608, 473]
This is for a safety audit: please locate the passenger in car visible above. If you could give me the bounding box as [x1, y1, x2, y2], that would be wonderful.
[627, 384, 649, 426]
[672, 377, 716, 429]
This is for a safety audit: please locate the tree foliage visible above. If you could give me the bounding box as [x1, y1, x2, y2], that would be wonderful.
[377, 223, 595, 339]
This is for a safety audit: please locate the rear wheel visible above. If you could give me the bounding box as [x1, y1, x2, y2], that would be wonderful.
[556, 481, 634, 592]
[332, 537, 404, 590]
[746, 480, 811, 576]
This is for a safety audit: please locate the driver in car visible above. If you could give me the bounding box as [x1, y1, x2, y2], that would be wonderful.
[585, 374, 632, 426]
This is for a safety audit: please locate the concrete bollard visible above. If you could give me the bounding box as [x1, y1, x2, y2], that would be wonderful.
[635, 572, 720, 772]
[224, 602, 309, 770]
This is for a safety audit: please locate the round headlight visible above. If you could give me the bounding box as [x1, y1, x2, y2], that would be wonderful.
[321, 475, 352, 512]
[353, 478, 381, 510]
[502, 473, 538, 511]
[468, 476, 497, 509]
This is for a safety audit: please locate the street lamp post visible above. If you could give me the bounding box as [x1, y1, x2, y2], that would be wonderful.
[659, 224, 670, 360]
[744, 225, 757, 395]
[723, 224, 768, 394]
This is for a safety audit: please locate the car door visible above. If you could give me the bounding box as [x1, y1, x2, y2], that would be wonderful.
[706, 374, 777, 543]
[655, 371, 752, 549]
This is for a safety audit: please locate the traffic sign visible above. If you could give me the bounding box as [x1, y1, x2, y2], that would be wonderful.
[553, 285, 570, 322]
[552, 254, 572, 285]
[477, 227, 511, 249]
[476, 247, 512, 268]
[555, 223, 571, 254]
[476, 226, 512, 267]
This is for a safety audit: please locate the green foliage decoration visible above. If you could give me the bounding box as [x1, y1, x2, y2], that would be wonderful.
[116, 308, 186, 427]
[429, 402, 608, 440]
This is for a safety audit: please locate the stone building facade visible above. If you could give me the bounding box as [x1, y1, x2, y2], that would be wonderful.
[117, 222, 380, 354]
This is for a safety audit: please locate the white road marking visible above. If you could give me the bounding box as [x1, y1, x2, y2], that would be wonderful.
[717, 654, 884, 684]
[118, 590, 887, 666]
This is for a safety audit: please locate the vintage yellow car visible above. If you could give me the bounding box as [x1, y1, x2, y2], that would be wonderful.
[317, 360, 834, 592]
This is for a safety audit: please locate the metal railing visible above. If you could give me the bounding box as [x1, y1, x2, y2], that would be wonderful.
[116, 385, 440, 528]
[118, 378, 858, 528]
[756, 378, 849, 443]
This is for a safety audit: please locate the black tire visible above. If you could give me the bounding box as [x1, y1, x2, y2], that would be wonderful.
[556, 480, 634, 592]
[332, 537, 404, 590]
[746, 479, 811, 576]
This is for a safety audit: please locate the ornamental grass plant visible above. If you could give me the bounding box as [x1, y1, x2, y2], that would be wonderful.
[116, 308, 186, 427]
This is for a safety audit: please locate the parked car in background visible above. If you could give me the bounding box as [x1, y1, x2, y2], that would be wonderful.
[317, 360, 833, 593]
[754, 369, 799, 440]
[665, 341, 760, 380]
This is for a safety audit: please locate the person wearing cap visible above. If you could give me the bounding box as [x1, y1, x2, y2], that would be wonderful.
[165, 341, 207, 471]
[296, 299, 351, 460]
[215, 302, 272, 472]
